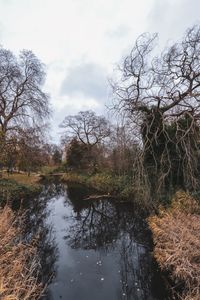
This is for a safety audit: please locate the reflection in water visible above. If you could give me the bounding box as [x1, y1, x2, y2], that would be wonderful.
[21, 183, 64, 284]
[65, 186, 164, 300]
[23, 183, 167, 300]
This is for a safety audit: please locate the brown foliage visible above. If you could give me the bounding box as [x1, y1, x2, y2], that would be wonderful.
[0, 206, 43, 299]
[148, 191, 200, 299]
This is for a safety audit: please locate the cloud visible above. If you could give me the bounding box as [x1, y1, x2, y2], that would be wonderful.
[148, 0, 200, 47]
[60, 62, 109, 101]
[106, 25, 131, 39]
[0, 0, 14, 4]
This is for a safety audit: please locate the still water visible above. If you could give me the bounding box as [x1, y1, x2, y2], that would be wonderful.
[24, 182, 167, 300]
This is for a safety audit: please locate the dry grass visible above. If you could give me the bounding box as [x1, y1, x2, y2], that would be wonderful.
[1, 173, 41, 186]
[0, 206, 43, 300]
[148, 191, 200, 300]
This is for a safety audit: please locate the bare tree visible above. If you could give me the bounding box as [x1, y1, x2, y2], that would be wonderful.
[108, 121, 139, 176]
[0, 47, 50, 136]
[60, 110, 110, 146]
[113, 25, 200, 194]
[16, 127, 50, 174]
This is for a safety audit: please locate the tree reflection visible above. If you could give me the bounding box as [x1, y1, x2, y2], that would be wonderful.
[65, 185, 165, 300]
[18, 182, 166, 300]
[20, 183, 65, 286]
[66, 201, 119, 250]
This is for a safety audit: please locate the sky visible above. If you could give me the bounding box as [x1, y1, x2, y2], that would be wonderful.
[0, 0, 199, 143]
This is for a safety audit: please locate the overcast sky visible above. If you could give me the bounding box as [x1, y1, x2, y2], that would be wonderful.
[0, 0, 199, 142]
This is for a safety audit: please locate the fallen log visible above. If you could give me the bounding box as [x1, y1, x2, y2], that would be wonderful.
[83, 194, 117, 201]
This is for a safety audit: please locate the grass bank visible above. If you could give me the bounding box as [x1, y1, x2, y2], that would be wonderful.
[61, 172, 136, 199]
[148, 191, 200, 300]
[1, 172, 41, 185]
[0, 173, 42, 206]
[0, 206, 43, 299]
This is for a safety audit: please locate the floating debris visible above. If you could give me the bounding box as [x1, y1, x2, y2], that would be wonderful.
[100, 277, 104, 281]
[96, 260, 102, 266]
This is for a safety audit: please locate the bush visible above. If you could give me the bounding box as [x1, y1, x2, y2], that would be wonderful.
[148, 191, 200, 300]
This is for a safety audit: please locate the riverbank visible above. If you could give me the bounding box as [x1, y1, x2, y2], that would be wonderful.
[148, 191, 200, 300]
[1, 172, 41, 185]
[0, 174, 45, 298]
[61, 172, 137, 199]
[0, 173, 42, 206]
[0, 205, 43, 299]
[63, 171, 200, 299]
[15, 171, 199, 299]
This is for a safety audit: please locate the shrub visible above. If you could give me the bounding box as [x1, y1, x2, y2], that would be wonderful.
[148, 191, 200, 300]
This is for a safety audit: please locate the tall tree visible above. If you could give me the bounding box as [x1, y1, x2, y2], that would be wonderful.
[0, 47, 50, 168]
[60, 110, 110, 146]
[61, 111, 110, 172]
[114, 25, 200, 193]
[0, 47, 50, 136]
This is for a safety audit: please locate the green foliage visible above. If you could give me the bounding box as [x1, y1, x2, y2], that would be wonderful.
[120, 185, 136, 198]
[62, 172, 135, 199]
[66, 138, 94, 171]
[0, 178, 41, 205]
[62, 173, 87, 184]
[87, 174, 119, 193]
[41, 166, 59, 175]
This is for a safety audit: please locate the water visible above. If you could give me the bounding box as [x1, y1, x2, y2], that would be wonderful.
[23, 182, 168, 300]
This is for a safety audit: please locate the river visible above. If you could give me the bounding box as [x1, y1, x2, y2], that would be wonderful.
[22, 182, 168, 300]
